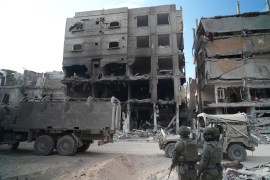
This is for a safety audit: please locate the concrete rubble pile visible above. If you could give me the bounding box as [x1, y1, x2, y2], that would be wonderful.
[114, 129, 159, 142]
[224, 162, 270, 180]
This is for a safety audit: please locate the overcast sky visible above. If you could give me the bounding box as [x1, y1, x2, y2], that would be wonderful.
[0, 0, 267, 79]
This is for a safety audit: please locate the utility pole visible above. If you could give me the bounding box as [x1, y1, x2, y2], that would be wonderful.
[236, 1, 241, 14]
[266, 0, 270, 11]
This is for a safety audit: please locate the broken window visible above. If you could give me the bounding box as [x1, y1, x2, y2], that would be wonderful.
[158, 57, 173, 74]
[109, 42, 119, 49]
[158, 34, 170, 46]
[137, 15, 148, 27]
[158, 79, 174, 101]
[95, 83, 128, 101]
[130, 104, 153, 129]
[109, 21, 120, 29]
[72, 44, 83, 52]
[137, 36, 149, 48]
[217, 88, 225, 102]
[250, 88, 270, 100]
[130, 81, 150, 99]
[131, 57, 151, 75]
[103, 63, 126, 76]
[63, 65, 90, 78]
[66, 83, 92, 98]
[69, 22, 83, 32]
[157, 14, 169, 25]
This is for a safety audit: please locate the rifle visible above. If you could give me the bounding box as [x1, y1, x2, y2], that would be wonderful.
[168, 164, 175, 179]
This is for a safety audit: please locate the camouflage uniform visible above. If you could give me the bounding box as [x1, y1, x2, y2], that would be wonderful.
[199, 127, 223, 180]
[172, 126, 198, 180]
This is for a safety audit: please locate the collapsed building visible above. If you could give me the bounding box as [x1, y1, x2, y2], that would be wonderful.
[0, 69, 65, 106]
[62, 5, 186, 132]
[193, 12, 270, 131]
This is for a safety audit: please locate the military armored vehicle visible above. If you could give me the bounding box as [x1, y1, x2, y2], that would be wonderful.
[158, 113, 258, 161]
[0, 96, 121, 156]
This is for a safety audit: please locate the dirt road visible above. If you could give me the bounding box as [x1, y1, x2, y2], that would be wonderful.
[0, 141, 269, 180]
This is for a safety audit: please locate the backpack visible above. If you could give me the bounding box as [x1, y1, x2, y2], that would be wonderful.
[183, 140, 199, 162]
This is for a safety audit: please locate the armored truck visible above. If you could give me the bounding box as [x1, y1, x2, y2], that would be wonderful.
[0, 96, 121, 156]
[159, 113, 258, 161]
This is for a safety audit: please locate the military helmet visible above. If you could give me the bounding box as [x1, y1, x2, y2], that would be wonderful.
[178, 126, 191, 137]
[203, 127, 216, 136]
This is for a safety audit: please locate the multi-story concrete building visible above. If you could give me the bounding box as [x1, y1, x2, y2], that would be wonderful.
[62, 5, 186, 131]
[193, 12, 270, 125]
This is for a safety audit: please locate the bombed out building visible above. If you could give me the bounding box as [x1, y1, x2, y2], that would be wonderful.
[62, 5, 186, 131]
[193, 12, 270, 125]
[0, 69, 65, 106]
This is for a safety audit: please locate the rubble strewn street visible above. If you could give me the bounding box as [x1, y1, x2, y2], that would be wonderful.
[1, 141, 270, 180]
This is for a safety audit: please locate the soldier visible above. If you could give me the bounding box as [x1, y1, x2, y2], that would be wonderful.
[171, 126, 198, 180]
[199, 127, 223, 180]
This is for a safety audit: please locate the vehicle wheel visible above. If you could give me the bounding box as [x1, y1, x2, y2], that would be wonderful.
[165, 143, 175, 158]
[34, 135, 55, 156]
[227, 144, 247, 161]
[77, 142, 91, 153]
[56, 135, 77, 156]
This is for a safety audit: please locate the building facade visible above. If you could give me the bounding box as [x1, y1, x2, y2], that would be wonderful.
[62, 5, 186, 131]
[193, 12, 270, 125]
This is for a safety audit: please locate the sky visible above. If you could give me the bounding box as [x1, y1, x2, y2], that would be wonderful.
[0, 0, 267, 79]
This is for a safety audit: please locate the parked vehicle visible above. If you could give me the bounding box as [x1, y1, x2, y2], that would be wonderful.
[0, 96, 121, 156]
[158, 113, 258, 161]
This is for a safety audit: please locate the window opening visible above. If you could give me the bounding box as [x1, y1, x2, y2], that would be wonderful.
[109, 42, 119, 48]
[72, 44, 83, 51]
[137, 15, 148, 27]
[158, 34, 170, 46]
[217, 88, 225, 102]
[109, 21, 120, 28]
[157, 14, 169, 25]
[69, 22, 83, 32]
[137, 36, 149, 48]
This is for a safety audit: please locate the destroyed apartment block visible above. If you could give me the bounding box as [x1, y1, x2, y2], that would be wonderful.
[62, 5, 186, 132]
[193, 12, 270, 130]
[0, 69, 65, 106]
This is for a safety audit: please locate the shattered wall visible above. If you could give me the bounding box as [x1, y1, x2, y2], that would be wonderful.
[0, 69, 65, 106]
[193, 12, 270, 127]
[62, 5, 186, 132]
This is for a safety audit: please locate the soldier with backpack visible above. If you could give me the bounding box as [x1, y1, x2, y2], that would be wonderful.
[198, 127, 223, 180]
[171, 126, 198, 180]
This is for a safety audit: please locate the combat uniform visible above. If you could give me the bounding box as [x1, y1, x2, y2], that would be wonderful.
[171, 126, 198, 180]
[199, 128, 223, 180]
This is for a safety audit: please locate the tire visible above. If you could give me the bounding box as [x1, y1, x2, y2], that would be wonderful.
[77, 142, 91, 153]
[164, 143, 175, 158]
[227, 144, 247, 162]
[56, 135, 77, 156]
[34, 135, 55, 156]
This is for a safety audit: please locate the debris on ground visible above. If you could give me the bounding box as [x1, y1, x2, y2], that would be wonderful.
[224, 161, 270, 180]
[113, 130, 159, 142]
[222, 160, 244, 170]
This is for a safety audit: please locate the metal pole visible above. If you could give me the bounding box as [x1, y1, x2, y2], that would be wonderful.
[237, 1, 240, 14]
[266, 0, 270, 11]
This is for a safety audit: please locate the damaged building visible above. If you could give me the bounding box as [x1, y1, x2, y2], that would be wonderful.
[62, 5, 186, 131]
[0, 69, 66, 106]
[193, 12, 270, 127]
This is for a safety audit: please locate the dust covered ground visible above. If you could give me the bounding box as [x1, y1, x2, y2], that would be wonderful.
[0, 141, 270, 180]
